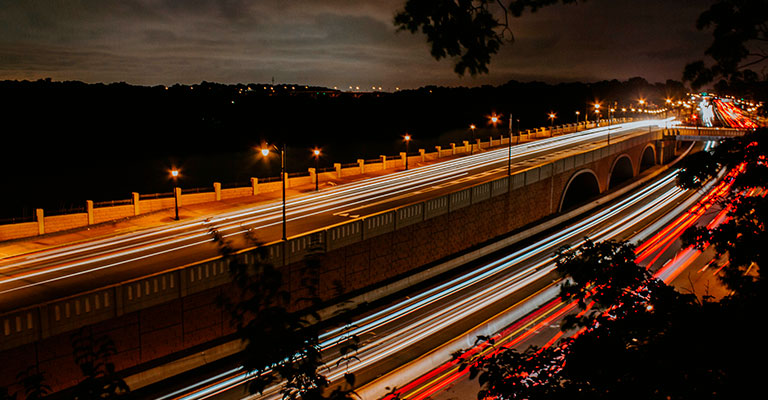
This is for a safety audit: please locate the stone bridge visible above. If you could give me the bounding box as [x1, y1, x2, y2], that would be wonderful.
[0, 128, 685, 393]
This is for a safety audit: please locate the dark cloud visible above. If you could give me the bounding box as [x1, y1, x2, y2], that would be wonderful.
[0, 0, 713, 87]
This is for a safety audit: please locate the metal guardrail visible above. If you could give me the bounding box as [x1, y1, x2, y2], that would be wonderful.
[0, 215, 35, 225]
[222, 181, 252, 189]
[258, 175, 282, 183]
[181, 187, 214, 194]
[45, 206, 86, 217]
[139, 192, 173, 200]
[287, 171, 310, 178]
[94, 199, 133, 208]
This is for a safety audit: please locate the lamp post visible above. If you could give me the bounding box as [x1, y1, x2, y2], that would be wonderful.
[488, 113, 503, 170]
[507, 114, 513, 175]
[404, 134, 411, 170]
[609, 106, 616, 145]
[548, 112, 557, 137]
[575, 111, 580, 128]
[312, 148, 321, 191]
[261, 143, 287, 241]
[170, 169, 180, 221]
[593, 103, 601, 126]
[469, 124, 476, 155]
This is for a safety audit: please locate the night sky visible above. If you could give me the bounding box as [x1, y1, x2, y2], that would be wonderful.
[1, 0, 711, 88]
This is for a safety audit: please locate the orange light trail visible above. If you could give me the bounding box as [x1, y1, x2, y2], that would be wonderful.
[394, 163, 746, 400]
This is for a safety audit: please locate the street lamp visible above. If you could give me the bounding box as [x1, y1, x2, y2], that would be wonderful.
[312, 148, 321, 191]
[507, 114, 513, 175]
[469, 124, 476, 155]
[593, 103, 601, 126]
[170, 168, 180, 221]
[260, 143, 287, 241]
[575, 111, 580, 126]
[548, 112, 557, 137]
[404, 133, 411, 170]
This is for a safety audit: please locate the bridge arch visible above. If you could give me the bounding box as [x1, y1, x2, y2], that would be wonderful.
[608, 154, 634, 190]
[640, 144, 656, 172]
[560, 169, 601, 212]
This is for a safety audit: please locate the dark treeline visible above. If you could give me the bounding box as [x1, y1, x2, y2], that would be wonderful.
[0, 77, 686, 219]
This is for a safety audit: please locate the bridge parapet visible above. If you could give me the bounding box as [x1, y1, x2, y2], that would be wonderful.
[0, 128, 674, 354]
[665, 126, 749, 141]
[2, 126, 692, 396]
[0, 129, 692, 400]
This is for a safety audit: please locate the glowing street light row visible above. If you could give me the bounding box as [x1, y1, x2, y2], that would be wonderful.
[0, 120, 671, 296]
[169, 166, 692, 400]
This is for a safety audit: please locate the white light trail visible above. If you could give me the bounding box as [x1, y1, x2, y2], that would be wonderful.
[169, 167, 691, 400]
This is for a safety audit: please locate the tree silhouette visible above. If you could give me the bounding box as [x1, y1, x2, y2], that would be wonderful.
[394, 0, 505, 76]
[396, 0, 767, 104]
[15, 367, 49, 400]
[683, 0, 768, 95]
[679, 128, 767, 297]
[393, 1, 581, 76]
[466, 238, 761, 399]
[70, 328, 130, 399]
[0, 387, 15, 400]
[212, 227, 358, 400]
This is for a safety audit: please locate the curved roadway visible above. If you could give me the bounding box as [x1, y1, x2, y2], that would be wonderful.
[0, 119, 672, 313]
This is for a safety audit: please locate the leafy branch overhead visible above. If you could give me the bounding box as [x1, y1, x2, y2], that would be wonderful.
[394, 0, 504, 76]
[684, 0, 768, 90]
[393, 0, 583, 76]
[395, 0, 768, 96]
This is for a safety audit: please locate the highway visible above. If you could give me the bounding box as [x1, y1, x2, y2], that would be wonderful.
[148, 143, 708, 400]
[384, 151, 735, 400]
[0, 119, 672, 312]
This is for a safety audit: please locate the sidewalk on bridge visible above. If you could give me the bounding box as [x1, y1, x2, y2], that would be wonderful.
[0, 151, 476, 260]
[0, 125, 629, 260]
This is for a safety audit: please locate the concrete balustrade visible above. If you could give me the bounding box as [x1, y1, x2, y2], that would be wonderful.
[1, 118, 664, 243]
[1, 127, 689, 396]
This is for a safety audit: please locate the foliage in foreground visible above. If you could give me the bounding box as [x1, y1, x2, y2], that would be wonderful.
[679, 128, 767, 297]
[461, 130, 767, 399]
[464, 238, 763, 399]
[213, 228, 358, 400]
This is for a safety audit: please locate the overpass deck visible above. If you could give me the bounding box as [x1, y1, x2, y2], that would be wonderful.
[0, 122, 673, 313]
